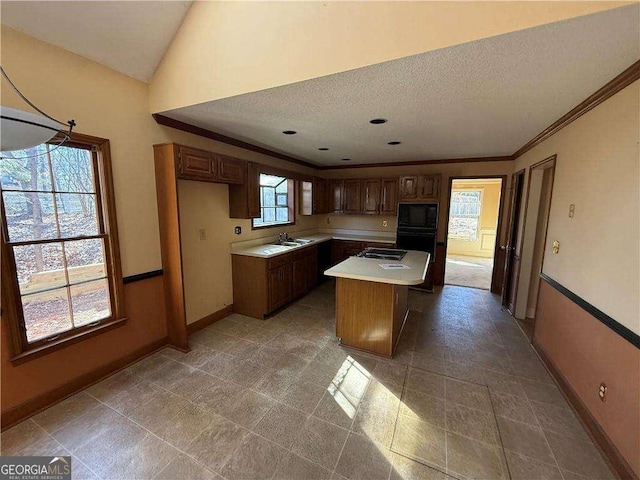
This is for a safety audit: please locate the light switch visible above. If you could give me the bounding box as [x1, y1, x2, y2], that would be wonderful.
[552, 240, 560, 254]
[569, 204, 575, 218]
[199, 229, 206, 241]
[382, 220, 388, 227]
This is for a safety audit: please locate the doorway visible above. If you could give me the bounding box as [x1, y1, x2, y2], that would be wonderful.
[502, 170, 526, 313]
[444, 178, 504, 290]
[513, 156, 556, 338]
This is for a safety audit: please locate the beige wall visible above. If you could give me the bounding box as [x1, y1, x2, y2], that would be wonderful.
[514, 81, 640, 335]
[447, 179, 502, 258]
[1, 27, 162, 277]
[149, 1, 629, 112]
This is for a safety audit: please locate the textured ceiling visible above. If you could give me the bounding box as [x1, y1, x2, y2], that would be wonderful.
[162, 5, 639, 167]
[0, 1, 192, 82]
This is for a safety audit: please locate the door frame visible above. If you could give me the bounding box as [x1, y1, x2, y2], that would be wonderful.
[517, 155, 556, 331]
[502, 169, 526, 309]
[442, 175, 508, 293]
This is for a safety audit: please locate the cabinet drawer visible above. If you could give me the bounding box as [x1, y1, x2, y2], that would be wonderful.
[267, 253, 291, 269]
[178, 146, 215, 180]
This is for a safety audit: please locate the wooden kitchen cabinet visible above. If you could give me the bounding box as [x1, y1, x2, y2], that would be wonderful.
[362, 179, 381, 214]
[232, 245, 319, 318]
[178, 146, 216, 181]
[343, 179, 362, 214]
[330, 180, 344, 213]
[300, 177, 328, 215]
[217, 154, 245, 184]
[229, 162, 260, 219]
[399, 174, 441, 201]
[380, 178, 398, 214]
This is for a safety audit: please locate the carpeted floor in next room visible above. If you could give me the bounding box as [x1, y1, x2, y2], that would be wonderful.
[1, 283, 614, 480]
[445, 255, 494, 290]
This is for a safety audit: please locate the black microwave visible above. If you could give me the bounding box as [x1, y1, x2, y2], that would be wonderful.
[398, 203, 438, 230]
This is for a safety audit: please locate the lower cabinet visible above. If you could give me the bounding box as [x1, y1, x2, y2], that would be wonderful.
[232, 245, 318, 318]
[331, 240, 396, 265]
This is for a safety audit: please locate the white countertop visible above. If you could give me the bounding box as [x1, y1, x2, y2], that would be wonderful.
[231, 233, 396, 258]
[324, 250, 430, 285]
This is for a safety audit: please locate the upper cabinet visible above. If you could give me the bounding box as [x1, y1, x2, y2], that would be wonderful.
[229, 162, 260, 219]
[362, 179, 381, 214]
[399, 174, 441, 202]
[330, 180, 344, 213]
[380, 178, 398, 214]
[217, 154, 246, 184]
[178, 146, 216, 181]
[300, 177, 330, 215]
[343, 179, 361, 214]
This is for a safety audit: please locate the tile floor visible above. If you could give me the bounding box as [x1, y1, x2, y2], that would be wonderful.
[2, 283, 615, 480]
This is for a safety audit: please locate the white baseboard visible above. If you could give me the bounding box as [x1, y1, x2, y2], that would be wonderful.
[526, 307, 536, 319]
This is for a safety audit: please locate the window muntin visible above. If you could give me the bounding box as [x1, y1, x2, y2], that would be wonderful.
[448, 190, 482, 241]
[1, 141, 117, 347]
[252, 173, 293, 228]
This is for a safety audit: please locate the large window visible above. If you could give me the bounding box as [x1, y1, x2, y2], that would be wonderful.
[252, 173, 294, 228]
[448, 190, 482, 241]
[1, 133, 125, 360]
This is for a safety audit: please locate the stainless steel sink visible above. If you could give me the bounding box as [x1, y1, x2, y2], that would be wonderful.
[272, 239, 314, 247]
[292, 239, 313, 245]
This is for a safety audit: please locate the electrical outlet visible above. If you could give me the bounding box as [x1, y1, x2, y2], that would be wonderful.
[599, 382, 607, 402]
[382, 220, 388, 228]
[234, 226, 242, 235]
[199, 229, 206, 241]
[552, 240, 560, 254]
[569, 204, 575, 218]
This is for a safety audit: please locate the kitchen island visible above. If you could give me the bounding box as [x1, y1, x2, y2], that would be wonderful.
[324, 250, 430, 358]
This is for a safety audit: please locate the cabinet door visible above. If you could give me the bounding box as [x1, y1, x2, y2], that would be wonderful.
[217, 155, 245, 184]
[399, 176, 419, 200]
[343, 179, 362, 214]
[280, 263, 293, 305]
[268, 267, 283, 312]
[362, 179, 381, 214]
[330, 180, 344, 213]
[178, 146, 215, 181]
[292, 258, 307, 299]
[380, 178, 398, 215]
[313, 178, 327, 214]
[342, 241, 365, 258]
[228, 162, 260, 219]
[247, 163, 261, 218]
[419, 174, 441, 200]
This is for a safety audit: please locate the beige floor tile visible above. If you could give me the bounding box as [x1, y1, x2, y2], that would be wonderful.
[220, 389, 274, 428]
[252, 369, 296, 399]
[225, 338, 262, 358]
[155, 454, 219, 480]
[32, 392, 101, 434]
[128, 389, 189, 432]
[392, 414, 446, 470]
[200, 352, 245, 380]
[273, 451, 332, 480]
[147, 359, 198, 389]
[372, 362, 408, 386]
[69, 458, 99, 480]
[496, 416, 555, 464]
[412, 352, 446, 375]
[254, 402, 309, 448]
[100, 379, 164, 416]
[445, 377, 492, 412]
[544, 430, 614, 480]
[168, 343, 219, 368]
[482, 369, 527, 397]
[445, 402, 500, 445]
[126, 352, 178, 379]
[406, 368, 445, 398]
[505, 451, 563, 480]
[351, 401, 398, 447]
[272, 352, 312, 377]
[1, 420, 49, 456]
[361, 378, 403, 411]
[490, 390, 537, 425]
[530, 400, 590, 442]
[445, 431, 507, 480]
[49, 403, 125, 452]
[390, 453, 450, 480]
[220, 433, 288, 480]
[335, 433, 393, 480]
[229, 359, 270, 388]
[519, 378, 569, 408]
[299, 359, 344, 388]
[400, 389, 445, 428]
[85, 369, 141, 403]
[192, 377, 245, 414]
[313, 390, 359, 429]
[13, 433, 70, 456]
[280, 380, 326, 413]
[205, 332, 239, 352]
[185, 414, 249, 473]
[291, 416, 349, 470]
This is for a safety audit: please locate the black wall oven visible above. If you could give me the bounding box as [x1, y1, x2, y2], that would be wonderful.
[396, 203, 438, 264]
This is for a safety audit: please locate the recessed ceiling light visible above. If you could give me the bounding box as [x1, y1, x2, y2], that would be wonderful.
[282, 130, 297, 135]
[341, 158, 351, 161]
[369, 118, 387, 124]
[318, 147, 329, 151]
[388, 141, 401, 145]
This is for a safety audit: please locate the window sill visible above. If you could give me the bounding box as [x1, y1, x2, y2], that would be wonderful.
[9, 316, 128, 366]
[251, 221, 296, 231]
